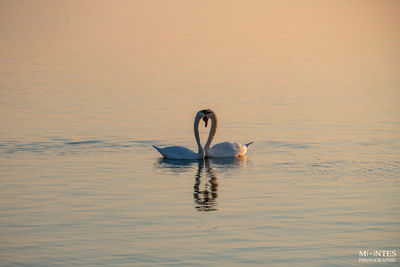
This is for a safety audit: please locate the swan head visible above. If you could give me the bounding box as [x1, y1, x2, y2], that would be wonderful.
[199, 109, 213, 127]
[195, 110, 210, 127]
[200, 109, 214, 127]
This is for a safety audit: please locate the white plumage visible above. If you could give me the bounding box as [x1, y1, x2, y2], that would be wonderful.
[204, 109, 253, 158]
[153, 109, 253, 159]
[206, 141, 253, 158]
[152, 145, 199, 160]
[152, 110, 207, 160]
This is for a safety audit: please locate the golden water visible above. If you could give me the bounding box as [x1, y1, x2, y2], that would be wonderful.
[1, 1, 399, 265]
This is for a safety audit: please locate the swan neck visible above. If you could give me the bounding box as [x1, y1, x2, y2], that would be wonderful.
[194, 115, 204, 159]
[205, 113, 218, 152]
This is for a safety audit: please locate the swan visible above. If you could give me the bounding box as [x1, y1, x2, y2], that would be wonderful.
[203, 109, 253, 158]
[152, 110, 208, 159]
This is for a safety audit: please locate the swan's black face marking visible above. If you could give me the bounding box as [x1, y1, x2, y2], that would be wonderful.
[199, 109, 212, 127]
[203, 116, 209, 127]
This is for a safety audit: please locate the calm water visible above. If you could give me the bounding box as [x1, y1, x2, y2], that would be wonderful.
[1, 1, 400, 266]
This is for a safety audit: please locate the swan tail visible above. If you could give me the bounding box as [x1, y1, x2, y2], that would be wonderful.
[152, 145, 163, 155]
[245, 141, 254, 148]
[153, 145, 169, 158]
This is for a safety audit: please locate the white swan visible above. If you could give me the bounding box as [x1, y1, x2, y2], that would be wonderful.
[152, 110, 208, 159]
[203, 109, 253, 158]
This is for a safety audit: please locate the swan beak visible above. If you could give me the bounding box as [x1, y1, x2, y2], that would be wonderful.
[203, 116, 209, 127]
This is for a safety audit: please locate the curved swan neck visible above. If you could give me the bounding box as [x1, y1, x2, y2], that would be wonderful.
[194, 114, 204, 159]
[205, 111, 218, 152]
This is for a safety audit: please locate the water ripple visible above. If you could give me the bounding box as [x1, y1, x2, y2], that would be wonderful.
[0, 139, 158, 155]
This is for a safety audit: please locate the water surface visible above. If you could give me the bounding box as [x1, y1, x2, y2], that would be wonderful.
[1, 1, 399, 266]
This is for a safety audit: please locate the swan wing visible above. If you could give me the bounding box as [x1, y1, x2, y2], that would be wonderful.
[208, 142, 251, 158]
[153, 145, 198, 159]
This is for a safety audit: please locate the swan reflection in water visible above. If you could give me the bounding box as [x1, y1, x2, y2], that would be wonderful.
[194, 159, 218, 212]
[156, 157, 248, 212]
